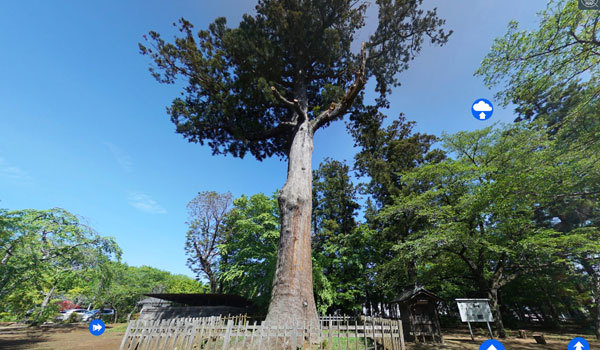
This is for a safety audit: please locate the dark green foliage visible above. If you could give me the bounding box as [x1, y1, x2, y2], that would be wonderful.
[139, 0, 451, 160]
[347, 113, 444, 300]
[367, 0, 452, 100]
[312, 159, 368, 314]
[348, 112, 444, 208]
[312, 159, 359, 246]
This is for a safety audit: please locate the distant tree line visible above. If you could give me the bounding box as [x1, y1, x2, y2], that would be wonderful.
[0, 208, 206, 324]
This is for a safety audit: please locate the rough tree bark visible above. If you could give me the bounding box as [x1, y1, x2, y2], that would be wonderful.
[264, 44, 367, 328]
[264, 120, 319, 327]
[488, 287, 506, 338]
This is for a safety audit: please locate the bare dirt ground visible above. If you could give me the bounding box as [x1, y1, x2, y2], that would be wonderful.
[0, 323, 124, 350]
[408, 328, 599, 349]
[0, 324, 597, 349]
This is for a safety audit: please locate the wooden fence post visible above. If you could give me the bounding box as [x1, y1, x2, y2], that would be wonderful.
[354, 318, 359, 350]
[249, 321, 257, 349]
[119, 320, 133, 350]
[398, 319, 405, 350]
[221, 319, 232, 350]
[328, 318, 333, 350]
[257, 321, 264, 350]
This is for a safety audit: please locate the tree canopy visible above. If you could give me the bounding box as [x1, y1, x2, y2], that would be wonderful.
[140, 0, 452, 326]
[218, 193, 281, 311]
[0, 208, 120, 323]
[476, 0, 600, 336]
[139, 0, 452, 160]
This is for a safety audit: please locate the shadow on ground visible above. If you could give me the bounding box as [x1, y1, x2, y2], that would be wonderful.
[0, 332, 48, 350]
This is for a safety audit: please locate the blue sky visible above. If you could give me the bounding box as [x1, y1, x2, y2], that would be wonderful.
[0, 1, 548, 277]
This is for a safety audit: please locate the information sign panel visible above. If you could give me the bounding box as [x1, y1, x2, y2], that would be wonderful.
[456, 298, 494, 323]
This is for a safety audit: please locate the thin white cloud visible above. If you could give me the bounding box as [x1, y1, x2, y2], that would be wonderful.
[0, 157, 34, 185]
[127, 192, 167, 214]
[105, 142, 133, 172]
[473, 100, 493, 112]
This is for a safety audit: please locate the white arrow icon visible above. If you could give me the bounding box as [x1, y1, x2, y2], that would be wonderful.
[479, 112, 486, 119]
[487, 345, 497, 350]
[573, 341, 584, 350]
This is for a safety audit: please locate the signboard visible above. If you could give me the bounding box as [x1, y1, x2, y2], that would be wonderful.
[456, 299, 494, 323]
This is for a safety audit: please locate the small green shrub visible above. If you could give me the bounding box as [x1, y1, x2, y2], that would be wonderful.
[67, 312, 80, 323]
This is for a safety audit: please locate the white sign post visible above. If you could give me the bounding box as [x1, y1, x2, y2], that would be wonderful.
[456, 298, 494, 340]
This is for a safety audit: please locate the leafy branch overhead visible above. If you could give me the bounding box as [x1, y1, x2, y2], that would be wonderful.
[476, 0, 600, 111]
[139, 0, 451, 160]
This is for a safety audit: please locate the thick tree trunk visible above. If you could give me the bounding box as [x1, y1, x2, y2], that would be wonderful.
[488, 288, 506, 338]
[264, 121, 319, 328]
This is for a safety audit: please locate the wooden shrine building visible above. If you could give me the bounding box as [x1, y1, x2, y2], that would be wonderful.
[391, 286, 443, 343]
[137, 293, 251, 321]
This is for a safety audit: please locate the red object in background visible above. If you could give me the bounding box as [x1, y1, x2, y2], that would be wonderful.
[56, 300, 81, 311]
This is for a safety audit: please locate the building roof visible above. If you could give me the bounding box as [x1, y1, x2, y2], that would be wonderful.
[143, 293, 251, 307]
[391, 286, 443, 304]
[137, 297, 172, 306]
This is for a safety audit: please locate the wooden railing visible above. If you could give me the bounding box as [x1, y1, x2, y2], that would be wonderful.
[119, 315, 405, 350]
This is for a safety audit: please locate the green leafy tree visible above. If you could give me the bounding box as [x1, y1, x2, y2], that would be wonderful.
[348, 113, 444, 302]
[312, 159, 367, 314]
[166, 274, 209, 293]
[218, 193, 280, 312]
[140, 0, 451, 325]
[382, 124, 568, 337]
[476, 0, 599, 114]
[532, 139, 600, 336]
[349, 113, 444, 208]
[218, 192, 342, 315]
[0, 208, 120, 323]
[476, 0, 600, 337]
[98, 263, 206, 322]
[476, 0, 600, 157]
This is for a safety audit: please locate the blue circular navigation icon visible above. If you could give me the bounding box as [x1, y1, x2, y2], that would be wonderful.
[479, 339, 505, 350]
[89, 319, 105, 336]
[568, 337, 590, 350]
[472, 99, 494, 121]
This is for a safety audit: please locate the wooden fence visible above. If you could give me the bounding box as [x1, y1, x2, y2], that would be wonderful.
[120, 315, 405, 350]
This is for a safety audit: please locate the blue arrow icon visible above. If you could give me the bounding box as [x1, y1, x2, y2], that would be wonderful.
[89, 319, 105, 336]
[480, 339, 505, 350]
[569, 337, 589, 350]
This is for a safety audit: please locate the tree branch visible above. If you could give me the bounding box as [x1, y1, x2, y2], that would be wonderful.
[270, 86, 304, 118]
[311, 42, 367, 132]
[221, 120, 297, 142]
